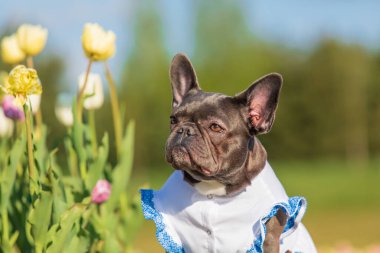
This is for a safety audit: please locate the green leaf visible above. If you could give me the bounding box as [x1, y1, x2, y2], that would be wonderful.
[85, 133, 109, 191]
[122, 191, 144, 245]
[34, 124, 49, 175]
[62, 235, 90, 253]
[1, 135, 25, 252]
[47, 157, 69, 223]
[64, 135, 79, 177]
[103, 231, 121, 253]
[9, 230, 19, 247]
[0, 211, 13, 253]
[106, 121, 135, 211]
[71, 99, 87, 177]
[26, 190, 53, 251]
[46, 202, 88, 253]
[1, 135, 25, 209]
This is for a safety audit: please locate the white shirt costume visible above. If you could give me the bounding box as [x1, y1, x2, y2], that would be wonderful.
[140, 162, 317, 253]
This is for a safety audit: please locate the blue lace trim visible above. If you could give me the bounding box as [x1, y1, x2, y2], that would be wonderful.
[140, 189, 185, 253]
[246, 196, 307, 253]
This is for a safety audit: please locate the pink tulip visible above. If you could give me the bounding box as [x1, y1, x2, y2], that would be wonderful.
[91, 179, 111, 204]
[334, 242, 355, 253]
[1, 95, 24, 121]
[367, 245, 380, 253]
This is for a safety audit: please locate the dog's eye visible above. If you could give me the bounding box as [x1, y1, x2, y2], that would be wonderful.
[209, 123, 224, 133]
[170, 116, 177, 124]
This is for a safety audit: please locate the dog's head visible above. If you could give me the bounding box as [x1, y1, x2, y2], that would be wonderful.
[165, 53, 282, 195]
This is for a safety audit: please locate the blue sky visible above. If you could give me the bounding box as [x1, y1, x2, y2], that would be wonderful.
[1, 0, 380, 89]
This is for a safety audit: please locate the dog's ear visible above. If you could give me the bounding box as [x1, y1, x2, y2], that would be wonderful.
[170, 53, 200, 107]
[235, 73, 282, 135]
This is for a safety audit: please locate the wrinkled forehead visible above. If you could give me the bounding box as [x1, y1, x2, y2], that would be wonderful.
[172, 92, 242, 122]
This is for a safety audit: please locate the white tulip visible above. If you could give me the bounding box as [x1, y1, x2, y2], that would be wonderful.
[28, 94, 41, 114]
[1, 34, 25, 64]
[78, 72, 104, 110]
[55, 106, 73, 127]
[55, 94, 74, 127]
[17, 24, 48, 56]
[0, 107, 14, 137]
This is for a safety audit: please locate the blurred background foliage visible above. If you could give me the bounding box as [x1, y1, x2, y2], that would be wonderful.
[120, 3, 380, 168]
[1, 1, 380, 251]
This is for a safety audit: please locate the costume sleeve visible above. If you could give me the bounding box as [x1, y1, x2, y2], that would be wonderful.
[140, 189, 185, 253]
[247, 196, 307, 253]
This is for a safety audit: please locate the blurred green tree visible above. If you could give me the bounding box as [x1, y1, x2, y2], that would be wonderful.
[37, 55, 66, 146]
[117, 1, 377, 170]
[194, 1, 281, 95]
[304, 39, 371, 164]
[193, 1, 308, 161]
[368, 53, 380, 158]
[121, 2, 170, 170]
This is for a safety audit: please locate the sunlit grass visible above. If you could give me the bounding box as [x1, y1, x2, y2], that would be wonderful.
[272, 160, 380, 247]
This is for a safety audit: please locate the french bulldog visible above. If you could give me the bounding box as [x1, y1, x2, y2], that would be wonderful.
[141, 53, 317, 253]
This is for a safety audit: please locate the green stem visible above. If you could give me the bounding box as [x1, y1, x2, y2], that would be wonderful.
[0, 138, 6, 153]
[35, 245, 42, 253]
[26, 55, 34, 68]
[104, 61, 122, 157]
[88, 110, 98, 156]
[16, 120, 22, 138]
[26, 56, 43, 139]
[34, 107, 43, 140]
[67, 129, 79, 177]
[24, 104, 35, 179]
[69, 147, 78, 177]
[1, 208, 9, 242]
[80, 160, 87, 180]
[77, 59, 93, 122]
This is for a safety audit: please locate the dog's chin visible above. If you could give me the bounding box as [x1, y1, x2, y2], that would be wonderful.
[185, 170, 214, 181]
[170, 158, 213, 180]
[168, 145, 218, 180]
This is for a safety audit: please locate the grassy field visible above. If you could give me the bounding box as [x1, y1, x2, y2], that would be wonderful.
[131, 160, 380, 252]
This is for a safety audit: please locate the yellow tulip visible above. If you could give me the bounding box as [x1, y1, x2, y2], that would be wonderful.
[2, 65, 42, 105]
[81, 23, 116, 61]
[16, 24, 48, 56]
[1, 34, 26, 64]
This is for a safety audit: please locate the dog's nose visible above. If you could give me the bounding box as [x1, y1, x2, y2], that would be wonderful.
[177, 126, 195, 137]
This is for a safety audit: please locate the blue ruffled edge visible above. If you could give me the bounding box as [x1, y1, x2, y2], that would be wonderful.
[246, 196, 307, 253]
[140, 189, 185, 253]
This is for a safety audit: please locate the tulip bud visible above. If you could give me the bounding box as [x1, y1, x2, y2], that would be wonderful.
[78, 72, 104, 110]
[1, 95, 24, 121]
[17, 24, 48, 56]
[29, 94, 41, 114]
[55, 93, 73, 127]
[1, 34, 26, 64]
[81, 23, 116, 61]
[91, 179, 111, 204]
[55, 106, 73, 127]
[0, 107, 14, 137]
